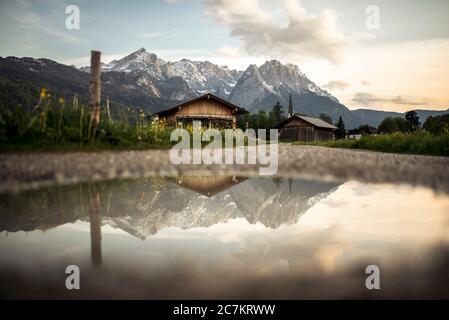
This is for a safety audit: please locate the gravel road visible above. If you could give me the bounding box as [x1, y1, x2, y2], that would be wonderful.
[1, 144, 448, 194]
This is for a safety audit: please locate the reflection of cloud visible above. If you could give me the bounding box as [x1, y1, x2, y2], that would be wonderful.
[352, 184, 377, 197]
[3, 243, 449, 299]
[204, 0, 346, 63]
[218, 225, 347, 277]
[320, 197, 351, 208]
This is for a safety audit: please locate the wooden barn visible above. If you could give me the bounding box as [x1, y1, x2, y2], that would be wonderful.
[171, 176, 247, 197]
[279, 114, 337, 142]
[151, 93, 248, 129]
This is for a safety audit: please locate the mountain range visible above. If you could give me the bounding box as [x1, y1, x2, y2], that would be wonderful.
[82, 47, 242, 99]
[1, 48, 447, 128]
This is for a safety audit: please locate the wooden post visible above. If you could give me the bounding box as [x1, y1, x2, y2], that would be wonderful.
[90, 51, 101, 128]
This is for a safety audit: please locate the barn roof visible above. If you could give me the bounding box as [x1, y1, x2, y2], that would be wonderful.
[150, 92, 248, 118]
[171, 176, 247, 197]
[279, 114, 338, 129]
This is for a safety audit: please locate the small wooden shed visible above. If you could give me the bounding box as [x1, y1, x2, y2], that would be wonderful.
[279, 114, 337, 142]
[151, 93, 248, 129]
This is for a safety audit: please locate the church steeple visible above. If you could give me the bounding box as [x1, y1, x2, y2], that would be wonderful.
[288, 93, 293, 118]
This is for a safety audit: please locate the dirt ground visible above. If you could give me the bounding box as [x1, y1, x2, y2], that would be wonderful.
[1, 144, 448, 194]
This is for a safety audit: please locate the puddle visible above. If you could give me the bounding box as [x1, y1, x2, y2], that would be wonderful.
[1, 176, 448, 299]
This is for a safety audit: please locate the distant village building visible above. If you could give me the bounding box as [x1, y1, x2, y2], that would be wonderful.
[347, 127, 378, 139]
[151, 93, 248, 129]
[347, 129, 362, 140]
[279, 114, 337, 141]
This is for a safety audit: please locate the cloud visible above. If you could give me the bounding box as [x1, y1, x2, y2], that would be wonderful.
[323, 80, 350, 91]
[204, 0, 346, 63]
[349, 31, 377, 42]
[214, 46, 242, 58]
[15, 12, 82, 45]
[352, 92, 428, 107]
[137, 31, 166, 39]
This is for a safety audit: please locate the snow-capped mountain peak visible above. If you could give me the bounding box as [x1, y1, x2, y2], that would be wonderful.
[106, 48, 166, 79]
[93, 48, 242, 98]
[228, 60, 338, 110]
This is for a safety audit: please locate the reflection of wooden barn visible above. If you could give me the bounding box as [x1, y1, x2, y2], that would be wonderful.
[172, 176, 246, 197]
[151, 93, 248, 129]
[279, 114, 337, 142]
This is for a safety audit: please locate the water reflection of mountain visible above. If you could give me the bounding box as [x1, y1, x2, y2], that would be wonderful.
[0, 176, 341, 239]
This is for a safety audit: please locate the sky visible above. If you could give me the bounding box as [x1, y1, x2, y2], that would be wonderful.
[0, 0, 448, 112]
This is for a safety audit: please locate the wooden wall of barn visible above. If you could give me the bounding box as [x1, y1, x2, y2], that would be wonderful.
[178, 99, 234, 117]
[314, 129, 333, 141]
[279, 117, 333, 141]
[160, 99, 236, 124]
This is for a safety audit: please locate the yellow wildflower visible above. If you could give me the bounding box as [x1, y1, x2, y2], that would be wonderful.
[40, 88, 46, 99]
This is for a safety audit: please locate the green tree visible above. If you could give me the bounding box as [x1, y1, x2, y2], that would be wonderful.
[319, 113, 332, 124]
[237, 113, 250, 130]
[269, 102, 286, 128]
[334, 116, 346, 139]
[357, 124, 377, 135]
[423, 114, 449, 134]
[405, 110, 421, 131]
[378, 117, 412, 134]
[257, 110, 269, 130]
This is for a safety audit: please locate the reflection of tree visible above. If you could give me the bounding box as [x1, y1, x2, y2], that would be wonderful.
[89, 193, 102, 266]
[272, 177, 282, 188]
[0, 177, 166, 229]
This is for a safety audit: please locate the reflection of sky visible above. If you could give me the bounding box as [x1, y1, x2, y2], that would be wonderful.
[1, 180, 449, 299]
